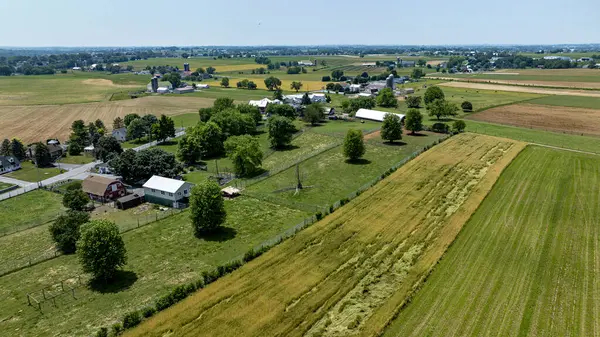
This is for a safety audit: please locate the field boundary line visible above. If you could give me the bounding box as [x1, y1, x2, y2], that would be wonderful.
[429, 77, 600, 91]
[528, 143, 600, 156]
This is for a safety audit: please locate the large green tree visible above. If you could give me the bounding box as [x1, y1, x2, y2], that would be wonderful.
[213, 97, 235, 112]
[224, 135, 263, 177]
[63, 188, 90, 211]
[163, 72, 182, 89]
[49, 210, 90, 254]
[411, 68, 425, 79]
[427, 99, 459, 120]
[268, 116, 296, 148]
[209, 108, 255, 137]
[123, 113, 140, 127]
[405, 109, 423, 135]
[110, 148, 183, 183]
[152, 114, 176, 143]
[303, 103, 324, 125]
[290, 81, 303, 92]
[189, 179, 227, 236]
[424, 86, 445, 105]
[405, 95, 422, 108]
[77, 220, 127, 282]
[33, 142, 52, 167]
[237, 104, 262, 125]
[10, 139, 26, 160]
[0, 139, 10, 156]
[95, 136, 123, 162]
[376, 88, 398, 108]
[220, 77, 230, 88]
[127, 118, 147, 142]
[343, 129, 366, 161]
[264, 76, 282, 91]
[266, 104, 296, 119]
[381, 113, 403, 143]
[331, 69, 344, 80]
[176, 134, 202, 165]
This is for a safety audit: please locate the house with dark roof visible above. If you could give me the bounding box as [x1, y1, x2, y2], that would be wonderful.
[82, 175, 126, 201]
[26, 143, 64, 161]
[0, 156, 21, 175]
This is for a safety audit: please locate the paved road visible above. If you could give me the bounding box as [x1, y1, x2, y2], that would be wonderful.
[0, 130, 186, 201]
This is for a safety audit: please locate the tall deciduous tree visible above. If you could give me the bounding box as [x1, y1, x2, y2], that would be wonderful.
[10, 139, 26, 160]
[343, 129, 366, 161]
[264, 76, 282, 91]
[266, 104, 296, 119]
[427, 99, 459, 120]
[189, 179, 226, 236]
[213, 97, 235, 112]
[77, 220, 127, 282]
[197, 122, 224, 158]
[405, 109, 423, 135]
[152, 115, 176, 143]
[268, 116, 296, 148]
[220, 77, 230, 88]
[95, 136, 123, 162]
[237, 104, 262, 125]
[124, 113, 140, 127]
[424, 86, 445, 105]
[63, 188, 90, 211]
[49, 210, 90, 254]
[0, 139, 10, 156]
[290, 81, 303, 92]
[303, 103, 324, 125]
[405, 95, 422, 108]
[331, 70, 344, 80]
[453, 120, 467, 133]
[127, 118, 146, 142]
[33, 142, 52, 167]
[113, 117, 124, 130]
[176, 134, 201, 165]
[224, 135, 263, 177]
[376, 88, 398, 108]
[412, 68, 425, 79]
[381, 113, 403, 143]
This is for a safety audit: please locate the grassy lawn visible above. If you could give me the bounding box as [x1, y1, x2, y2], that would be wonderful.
[0, 196, 309, 336]
[0, 182, 14, 190]
[0, 190, 64, 234]
[527, 95, 600, 109]
[59, 154, 95, 165]
[127, 134, 524, 337]
[385, 146, 600, 336]
[5, 161, 64, 182]
[465, 119, 600, 153]
[171, 113, 201, 128]
[156, 140, 179, 154]
[246, 131, 445, 210]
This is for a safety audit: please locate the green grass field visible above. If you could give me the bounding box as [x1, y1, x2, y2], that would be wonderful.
[384, 145, 600, 336]
[59, 154, 95, 165]
[465, 119, 600, 154]
[0, 190, 64, 235]
[0, 196, 309, 336]
[5, 161, 64, 182]
[526, 95, 600, 109]
[0, 182, 13, 190]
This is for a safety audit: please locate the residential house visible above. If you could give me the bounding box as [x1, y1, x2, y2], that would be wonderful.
[0, 156, 21, 175]
[26, 143, 64, 161]
[143, 175, 193, 208]
[349, 84, 361, 93]
[82, 175, 126, 201]
[112, 128, 127, 142]
[249, 98, 281, 112]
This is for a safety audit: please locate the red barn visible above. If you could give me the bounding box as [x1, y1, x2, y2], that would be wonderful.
[82, 175, 126, 202]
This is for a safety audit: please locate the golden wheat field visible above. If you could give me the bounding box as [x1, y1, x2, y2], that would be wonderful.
[0, 96, 214, 143]
[126, 133, 525, 337]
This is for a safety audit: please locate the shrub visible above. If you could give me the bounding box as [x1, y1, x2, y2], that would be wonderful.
[340, 198, 349, 206]
[315, 211, 323, 221]
[111, 323, 122, 336]
[155, 294, 174, 311]
[122, 311, 141, 329]
[95, 327, 108, 337]
[431, 122, 450, 133]
[142, 306, 156, 318]
[329, 205, 335, 214]
[453, 120, 467, 133]
[461, 101, 473, 112]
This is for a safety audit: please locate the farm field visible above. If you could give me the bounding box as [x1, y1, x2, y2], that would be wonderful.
[527, 95, 600, 109]
[466, 119, 600, 154]
[384, 146, 600, 336]
[0, 189, 63, 235]
[435, 68, 600, 88]
[439, 81, 600, 98]
[5, 161, 63, 182]
[468, 103, 600, 137]
[0, 196, 310, 336]
[0, 73, 147, 106]
[126, 133, 525, 337]
[0, 96, 214, 143]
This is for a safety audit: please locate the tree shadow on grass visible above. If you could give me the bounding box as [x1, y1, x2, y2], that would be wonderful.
[159, 140, 178, 146]
[273, 144, 300, 152]
[197, 226, 237, 242]
[382, 141, 407, 146]
[406, 132, 428, 137]
[345, 158, 372, 165]
[89, 270, 138, 294]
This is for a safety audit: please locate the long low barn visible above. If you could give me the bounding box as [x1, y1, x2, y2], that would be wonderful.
[355, 108, 405, 122]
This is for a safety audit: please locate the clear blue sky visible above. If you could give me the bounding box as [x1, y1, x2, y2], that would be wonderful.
[1, 0, 598, 47]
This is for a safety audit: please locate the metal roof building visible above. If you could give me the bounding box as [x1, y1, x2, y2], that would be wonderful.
[355, 109, 405, 122]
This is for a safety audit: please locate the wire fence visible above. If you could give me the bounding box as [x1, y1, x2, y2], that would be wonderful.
[0, 183, 40, 202]
[0, 211, 63, 238]
[0, 207, 184, 278]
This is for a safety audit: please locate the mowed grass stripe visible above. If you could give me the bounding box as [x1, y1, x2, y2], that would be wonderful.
[384, 146, 600, 336]
[126, 134, 524, 337]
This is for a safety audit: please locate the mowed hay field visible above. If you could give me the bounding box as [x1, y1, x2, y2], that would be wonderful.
[439, 81, 600, 97]
[468, 103, 600, 137]
[385, 146, 600, 336]
[126, 134, 525, 337]
[0, 96, 214, 143]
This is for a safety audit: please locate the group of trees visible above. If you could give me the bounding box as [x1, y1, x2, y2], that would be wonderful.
[341, 96, 376, 114]
[376, 88, 398, 108]
[236, 79, 257, 89]
[0, 138, 26, 160]
[423, 87, 459, 120]
[110, 147, 183, 184]
[68, 119, 106, 156]
[121, 113, 175, 144]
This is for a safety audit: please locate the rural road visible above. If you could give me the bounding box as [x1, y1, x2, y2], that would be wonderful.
[0, 129, 186, 201]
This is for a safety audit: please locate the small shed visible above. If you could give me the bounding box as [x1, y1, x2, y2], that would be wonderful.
[221, 186, 241, 198]
[116, 192, 145, 210]
[84, 144, 95, 155]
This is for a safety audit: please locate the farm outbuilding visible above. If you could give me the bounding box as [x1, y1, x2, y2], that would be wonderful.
[116, 192, 145, 210]
[82, 175, 126, 201]
[355, 109, 405, 122]
[174, 86, 195, 94]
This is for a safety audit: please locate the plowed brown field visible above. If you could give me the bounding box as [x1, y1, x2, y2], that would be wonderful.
[468, 103, 600, 137]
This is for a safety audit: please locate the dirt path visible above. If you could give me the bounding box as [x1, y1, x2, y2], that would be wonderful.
[438, 81, 600, 97]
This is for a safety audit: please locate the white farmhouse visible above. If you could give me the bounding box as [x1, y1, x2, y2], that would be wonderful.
[143, 175, 193, 208]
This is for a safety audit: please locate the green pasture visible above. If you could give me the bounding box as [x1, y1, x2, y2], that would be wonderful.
[385, 145, 600, 336]
[5, 161, 63, 182]
[0, 182, 13, 190]
[527, 95, 600, 109]
[0, 189, 64, 234]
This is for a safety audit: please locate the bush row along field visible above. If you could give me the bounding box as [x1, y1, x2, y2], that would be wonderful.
[384, 145, 600, 336]
[0, 119, 449, 336]
[125, 133, 525, 337]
